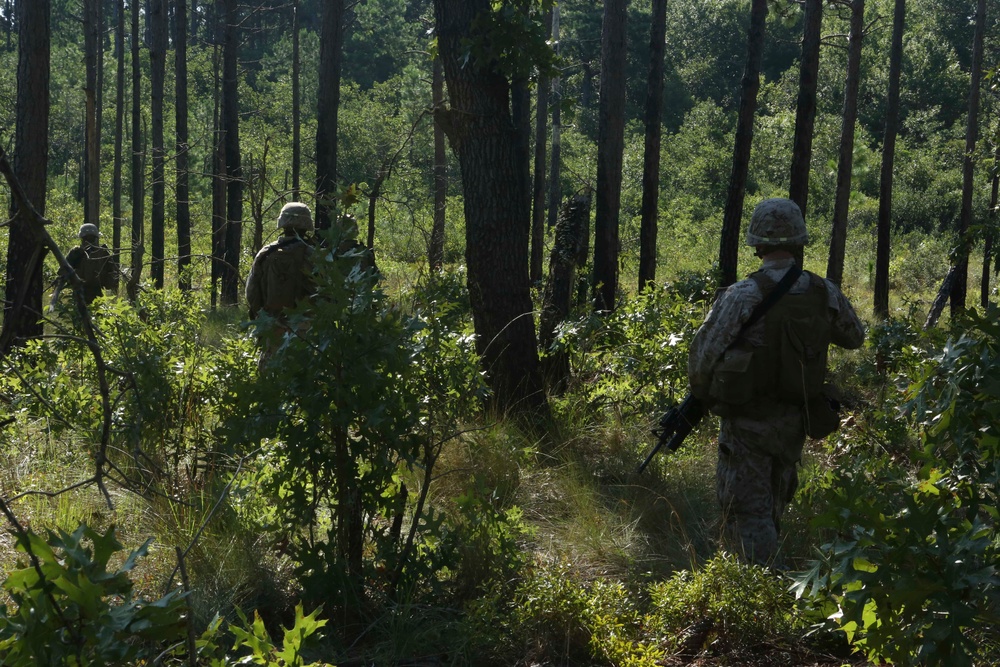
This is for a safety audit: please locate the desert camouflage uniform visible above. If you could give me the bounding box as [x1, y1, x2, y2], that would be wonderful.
[688, 256, 864, 565]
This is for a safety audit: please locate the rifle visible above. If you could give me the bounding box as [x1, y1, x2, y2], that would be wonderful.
[638, 394, 707, 473]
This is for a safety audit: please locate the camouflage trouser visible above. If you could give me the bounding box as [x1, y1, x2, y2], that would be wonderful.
[716, 435, 798, 567]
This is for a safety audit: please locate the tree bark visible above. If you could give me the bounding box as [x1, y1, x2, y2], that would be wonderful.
[211, 34, 225, 310]
[1, 0, 50, 354]
[221, 0, 242, 306]
[982, 137, 1000, 308]
[176, 0, 191, 291]
[291, 0, 301, 199]
[429, 56, 446, 271]
[788, 0, 823, 214]
[874, 0, 904, 319]
[540, 194, 590, 393]
[826, 0, 865, 287]
[84, 0, 101, 230]
[546, 4, 562, 232]
[530, 7, 552, 284]
[593, 0, 628, 313]
[949, 0, 985, 318]
[149, 0, 166, 289]
[111, 0, 125, 294]
[316, 0, 345, 230]
[128, 0, 144, 302]
[433, 0, 547, 416]
[719, 0, 768, 288]
[638, 0, 667, 292]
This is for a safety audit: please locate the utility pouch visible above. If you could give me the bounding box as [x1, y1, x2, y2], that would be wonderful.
[708, 347, 755, 406]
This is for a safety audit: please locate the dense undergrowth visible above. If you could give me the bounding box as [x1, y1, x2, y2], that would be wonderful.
[2, 246, 1000, 665]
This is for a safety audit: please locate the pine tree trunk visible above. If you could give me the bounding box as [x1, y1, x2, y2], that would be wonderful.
[719, 0, 768, 289]
[788, 0, 822, 214]
[84, 0, 101, 230]
[826, 0, 865, 287]
[546, 4, 562, 231]
[176, 0, 191, 291]
[429, 57, 446, 271]
[593, 0, 628, 313]
[530, 6, 553, 284]
[982, 138, 1000, 308]
[291, 0, 301, 199]
[949, 0, 985, 318]
[211, 36, 225, 310]
[316, 0, 344, 229]
[874, 0, 905, 319]
[149, 0, 166, 288]
[1, 0, 50, 354]
[221, 0, 242, 306]
[112, 0, 124, 294]
[638, 0, 666, 291]
[433, 0, 547, 416]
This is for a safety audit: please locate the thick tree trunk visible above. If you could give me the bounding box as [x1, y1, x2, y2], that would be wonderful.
[433, 0, 547, 416]
[788, 0, 822, 214]
[638, 0, 667, 292]
[1, 0, 50, 354]
[128, 0, 144, 302]
[593, 0, 628, 312]
[540, 194, 590, 392]
[719, 0, 768, 288]
[316, 0, 345, 229]
[827, 0, 865, 287]
[150, 0, 166, 289]
[112, 0, 124, 294]
[530, 7, 553, 284]
[874, 0, 905, 319]
[429, 57, 446, 271]
[221, 0, 242, 305]
[176, 0, 191, 291]
[949, 0, 985, 318]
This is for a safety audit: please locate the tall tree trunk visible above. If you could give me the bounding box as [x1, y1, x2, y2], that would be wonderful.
[433, 0, 547, 416]
[593, 0, 628, 313]
[189, 0, 197, 43]
[1, 0, 50, 354]
[874, 0, 905, 319]
[981, 142, 999, 308]
[129, 0, 144, 302]
[291, 0, 301, 199]
[112, 0, 125, 294]
[638, 0, 667, 291]
[429, 56, 446, 271]
[84, 0, 101, 229]
[211, 36, 225, 310]
[788, 0, 822, 215]
[949, 0, 985, 318]
[512, 74, 532, 275]
[221, 0, 242, 305]
[546, 4, 561, 231]
[719, 0, 768, 288]
[176, 0, 191, 291]
[530, 6, 553, 283]
[149, 0, 166, 289]
[826, 0, 865, 287]
[315, 0, 345, 229]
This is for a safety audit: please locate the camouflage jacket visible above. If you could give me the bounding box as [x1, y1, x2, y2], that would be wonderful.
[245, 235, 315, 318]
[687, 257, 865, 460]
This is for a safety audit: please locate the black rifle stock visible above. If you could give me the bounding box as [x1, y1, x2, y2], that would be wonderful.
[638, 394, 707, 473]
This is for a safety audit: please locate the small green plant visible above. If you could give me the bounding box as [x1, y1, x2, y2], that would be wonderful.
[0, 523, 186, 666]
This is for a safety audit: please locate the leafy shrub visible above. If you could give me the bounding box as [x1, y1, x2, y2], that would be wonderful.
[795, 308, 1000, 666]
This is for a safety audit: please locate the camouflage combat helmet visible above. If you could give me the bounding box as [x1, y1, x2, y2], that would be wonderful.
[277, 202, 314, 232]
[78, 223, 100, 240]
[745, 198, 808, 247]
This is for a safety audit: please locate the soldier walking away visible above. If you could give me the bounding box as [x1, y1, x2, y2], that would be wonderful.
[687, 198, 865, 567]
[52, 223, 117, 307]
[245, 202, 316, 367]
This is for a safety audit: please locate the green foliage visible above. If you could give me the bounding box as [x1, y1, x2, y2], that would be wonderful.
[0, 523, 186, 666]
[796, 309, 1000, 666]
[648, 552, 802, 651]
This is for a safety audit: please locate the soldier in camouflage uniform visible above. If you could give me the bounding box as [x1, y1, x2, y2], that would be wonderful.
[55, 223, 117, 305]
[245, 202, 316, 367]
[687, 198, 864, 566]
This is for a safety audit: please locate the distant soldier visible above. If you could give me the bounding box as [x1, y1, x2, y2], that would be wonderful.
[688, 198, 865, 567]
[246, 202, 317, 319]
[54, 223, 116, 306]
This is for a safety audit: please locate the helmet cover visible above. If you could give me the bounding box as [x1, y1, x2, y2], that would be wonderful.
[78, 223, 100, 240]
[745, 198, 808, 246]
[277, 202, 314, 231]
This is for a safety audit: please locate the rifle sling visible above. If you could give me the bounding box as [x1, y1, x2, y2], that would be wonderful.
[738, 264, 803, 337]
